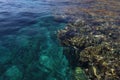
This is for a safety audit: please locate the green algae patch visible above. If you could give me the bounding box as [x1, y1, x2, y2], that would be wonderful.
[74, 67, 88, 80]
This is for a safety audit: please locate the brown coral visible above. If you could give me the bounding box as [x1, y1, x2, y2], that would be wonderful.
[58, 19, 120, 80]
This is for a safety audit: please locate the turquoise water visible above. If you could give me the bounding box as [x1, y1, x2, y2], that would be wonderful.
[0, 0, 93, 79]
[0, 0, 72, 80]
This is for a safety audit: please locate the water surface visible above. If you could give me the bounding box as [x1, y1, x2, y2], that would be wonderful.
[0, 0, 73, 80]
[0, 0, 103, 80]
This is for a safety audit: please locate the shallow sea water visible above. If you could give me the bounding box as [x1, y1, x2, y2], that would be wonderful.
[0, 0, 71, 80]
[0, 0, 93, 80]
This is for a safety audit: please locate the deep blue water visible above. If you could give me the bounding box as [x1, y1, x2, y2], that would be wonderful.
[0, 0, 91, 80]
[0, 0, 72, 80]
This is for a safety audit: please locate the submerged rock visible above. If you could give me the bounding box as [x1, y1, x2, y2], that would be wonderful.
[39, 55, 53, 71]
[5, 66, 23, 80]
[0, 46, 12, 64]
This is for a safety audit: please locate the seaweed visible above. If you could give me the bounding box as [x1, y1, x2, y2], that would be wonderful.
[58, 14, 120, 80]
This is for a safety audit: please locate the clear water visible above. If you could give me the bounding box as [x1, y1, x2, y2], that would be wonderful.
[0, 0, 93, 80]
[0, 0, 72, 80]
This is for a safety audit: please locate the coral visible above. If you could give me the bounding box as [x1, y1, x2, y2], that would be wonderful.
[58, 17, 120, 80]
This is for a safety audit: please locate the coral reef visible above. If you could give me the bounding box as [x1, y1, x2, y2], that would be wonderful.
[57, 0, 120, 80]
[58, 18, 120, 80]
